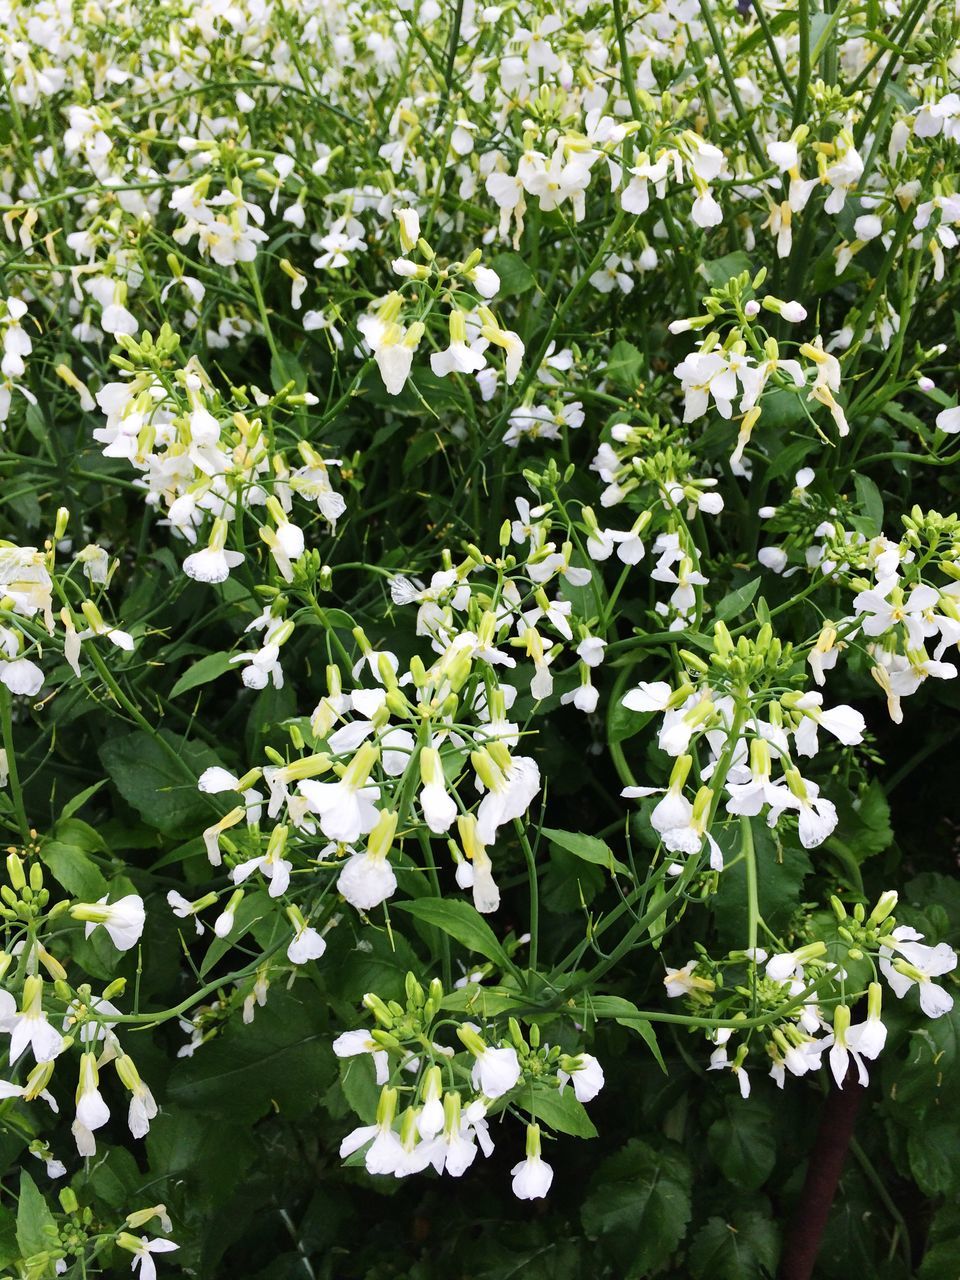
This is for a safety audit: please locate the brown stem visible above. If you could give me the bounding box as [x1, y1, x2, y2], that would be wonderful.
[778, 1074, 866, 1280]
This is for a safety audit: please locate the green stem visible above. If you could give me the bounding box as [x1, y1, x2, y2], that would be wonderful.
[0, 687, 29, 841]
[742, 815, 758, 956]
[793, 0, 811, 131]
[514, 819, 539, 979]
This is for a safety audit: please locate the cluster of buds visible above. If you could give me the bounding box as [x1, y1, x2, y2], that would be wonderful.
[333, 972, 603, 1198]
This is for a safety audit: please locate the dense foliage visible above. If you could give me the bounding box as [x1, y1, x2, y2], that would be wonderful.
[1, 0, 960, 1275]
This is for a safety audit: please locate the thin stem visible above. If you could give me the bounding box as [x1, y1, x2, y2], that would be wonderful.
[0, 688, 30, 842]
[514, 819, 539, 978]
[793, 0, 811, 131]
[742, 814, 759, 960]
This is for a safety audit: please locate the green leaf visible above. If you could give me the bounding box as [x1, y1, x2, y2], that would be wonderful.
[710, 825, 811, 947]
[908, 1120, 960, 1196]
[699, 251, 753, 290]
[854, 474, 884, 536]
[393, 898, 513, 969]
[441, 984, 524, 1017]
[166, 991, 333, 1122]
[40, 839, 108, 900]
[339, 1052, 379, 1124]
[605, 694, 651, 745]
[581, 1139, 692, 1277]
[200, 891, 275, 978]
[489, 252, 535, 297]
[402, 428, 443, 476]
[688, 1211, 780, 1279]
[270, 348, 308, 393]
[707, 1102, 777, 1189]
[170, 651, 237, 698]
[835, 779, 892, 862]
[918, 1204, 960, 1280]
[524, 1083, 597, 1138]
[0, 1204, 17, 1271]
[541, 828, 630, 876]
[99, 729, 220, 836]
[714, 577, 760, 622]
[59, 780, 106, 822]
[605, 340, 644, 391]
[581, 996, 666, 1073]
[16, 1171, 59, 1264]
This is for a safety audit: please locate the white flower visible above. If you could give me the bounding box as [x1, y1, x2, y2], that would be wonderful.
[287, 924, 327, 964]
[0, 657, 44, 696]
[6, 978, 65, 1064]
[73, 894, 145, 951]
[337, 810, 398, 911]
[622, 681, 672, 713]
[125, 1235, 179, 1280]
[333, 1028, 390, 1086]
[183, 546, 244, 584]
[511, 1125, 553, 1199]
[470, 1045, 521, 1099]
[300, 743, 381, 843]
[472, 748, 541, 846]
[880, 927, 957, 1017]
[558, 1053, 605, 1102]
[73, 1051, 110, 1153]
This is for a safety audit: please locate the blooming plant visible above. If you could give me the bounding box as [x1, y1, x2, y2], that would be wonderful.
[0, 0, 960, 1276]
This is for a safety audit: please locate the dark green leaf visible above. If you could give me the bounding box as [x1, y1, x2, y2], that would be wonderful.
[523, 1083, 598, 1138]
[489, 252, 535, 297]
[541, 828, 630, 876]
[99, 730, 219, 836]
[605, 340, 644, 391]
[688, 1211, 780, 1279]
[715, 577, 761, 622]
[170, 651, 237, 698]
[707, 1102, 777, 1189]
[581, 1139, 692, 1277]
[854, 474, 884, 536]
[16, 1171, 59, 1263]
[393, 898, 513, 969]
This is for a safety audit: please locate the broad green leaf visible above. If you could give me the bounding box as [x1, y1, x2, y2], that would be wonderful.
[442, 984, 524, 1017]
[99, 729, 220, 836]
[200, 890, 275, 977]
[541, 828, 630, 876]
[854, 474, 884, 536]
[523, 1083, 597, 1139]
[0, 1203, 17, 1270]
[339, 1052, 379, 1124]
[710, 825, 811, 947]
[908, 1120, 960, 1196]
[605, 693, 651, 745]
[688, 1211, 780, 1279]
[393, 898, 513, 969]
[489, 251, 535, 296]
[714, 576, 760, 622]
[581, 995, 666, 1072]
[170, 651, 237, 698]
[918, 1204, 960, 1280]
[16, 1171, 59, 1263]
[699, 251, 752, 289]
[707, 1103, 777, 1189]
[605, 340, 644, 391]
[581, 1139, 692, 1276]
[167, 992, 333, 1122]
[270, 348, 307, 392]
[59, 780, 106, 822]
[832, 778, 892, 863]
[542, 847, 606, 912]
[40, 839, 108, 900]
